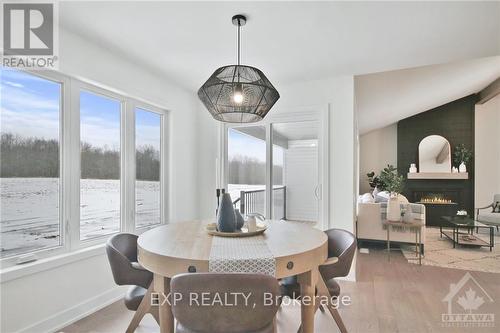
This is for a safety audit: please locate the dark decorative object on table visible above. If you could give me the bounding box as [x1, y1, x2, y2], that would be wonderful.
[217, 193, 236, 232]
[234, 209, 245, 230]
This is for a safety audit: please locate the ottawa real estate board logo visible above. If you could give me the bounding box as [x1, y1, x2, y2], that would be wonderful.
[2, 1, 58, 69]
[441, 272, 495, 328]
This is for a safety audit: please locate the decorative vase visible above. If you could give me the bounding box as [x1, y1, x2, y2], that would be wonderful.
[387, 194, 401, 222]
[216, 193, 236, 232]
[234, 209, 245, 230]
[246, 215, 257, 232]
[452, 167, 458, 173]
[409, 163, 417, 173]
[459, 162, 467, 173]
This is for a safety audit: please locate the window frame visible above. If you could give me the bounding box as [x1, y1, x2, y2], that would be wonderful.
[132, 103, 168, 231]
[0, 68, 169, 268]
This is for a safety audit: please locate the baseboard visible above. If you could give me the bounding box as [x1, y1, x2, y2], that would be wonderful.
[18, 286, 125, 333]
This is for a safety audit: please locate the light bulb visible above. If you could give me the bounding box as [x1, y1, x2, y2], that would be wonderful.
[233, 84, 243, 104]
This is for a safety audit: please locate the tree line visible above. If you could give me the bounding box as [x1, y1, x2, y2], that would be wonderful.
[228, 155, 283, 185]
[1, 133, 160, 181]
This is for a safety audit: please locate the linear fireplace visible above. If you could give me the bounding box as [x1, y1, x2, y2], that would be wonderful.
[411, 190, 462, 226]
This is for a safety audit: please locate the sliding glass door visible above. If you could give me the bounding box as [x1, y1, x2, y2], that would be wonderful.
[225, 119, 323, 225]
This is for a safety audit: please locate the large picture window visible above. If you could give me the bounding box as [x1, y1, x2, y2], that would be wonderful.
[0, 68, 168, 264]
[135, 108, 161, 228]
[80, 91, 121, 240]
[0, 68, 62, 258]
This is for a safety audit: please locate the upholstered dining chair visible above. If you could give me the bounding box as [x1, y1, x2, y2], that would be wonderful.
[106, 233, 158, 333]
[280, 228, 357, 333]
[170, 273, 281, 333]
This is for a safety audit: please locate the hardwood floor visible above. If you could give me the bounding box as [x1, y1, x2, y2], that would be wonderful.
[61, 248, 500, 333]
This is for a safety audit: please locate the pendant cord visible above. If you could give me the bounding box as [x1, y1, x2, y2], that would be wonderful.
[237, 23, 241, 66]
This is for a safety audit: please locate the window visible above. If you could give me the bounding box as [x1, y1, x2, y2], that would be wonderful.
[0, 68, 62, 258]
[227, 127, 266, 216]
[135, 108, 161, 228]
[0, 68, 168, 264]
[80, 91, 121, 240]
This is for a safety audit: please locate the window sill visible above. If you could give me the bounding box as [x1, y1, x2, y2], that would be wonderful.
[0, 244, 106, 283]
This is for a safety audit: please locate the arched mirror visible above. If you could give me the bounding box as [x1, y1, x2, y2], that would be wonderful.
[418, 135, 451, 173]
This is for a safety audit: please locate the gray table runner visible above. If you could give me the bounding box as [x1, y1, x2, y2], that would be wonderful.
[209, 235, 276, 276]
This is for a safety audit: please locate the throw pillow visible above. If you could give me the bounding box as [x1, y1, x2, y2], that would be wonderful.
[493, 201, 500, 213]
[374, 191, 390, 203]
[360, 193, 375, 203]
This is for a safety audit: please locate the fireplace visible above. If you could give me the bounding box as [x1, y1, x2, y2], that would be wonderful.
[411, 190, 461, 226]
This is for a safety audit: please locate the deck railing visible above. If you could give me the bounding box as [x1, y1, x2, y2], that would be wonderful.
[234, 186, 286, 220]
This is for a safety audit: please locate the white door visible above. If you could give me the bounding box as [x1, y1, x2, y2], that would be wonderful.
[271, 121, 320, 223]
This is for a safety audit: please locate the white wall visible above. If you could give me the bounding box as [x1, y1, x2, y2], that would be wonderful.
[475, 94, 500, 207]
[1, 28, 200, 333]
[358, 124, 398, 194]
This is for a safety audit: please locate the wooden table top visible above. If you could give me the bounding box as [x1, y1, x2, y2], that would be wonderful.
[138, 219, 328, 279]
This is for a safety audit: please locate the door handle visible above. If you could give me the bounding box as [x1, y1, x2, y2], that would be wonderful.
[314, 184, 321, 199]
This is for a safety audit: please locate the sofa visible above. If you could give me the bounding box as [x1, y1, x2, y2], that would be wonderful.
[357, 201, 426, 252]
[476, 194, 500, 230]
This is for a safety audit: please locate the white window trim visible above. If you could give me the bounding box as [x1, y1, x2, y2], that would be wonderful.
[0, 68, 170, 270]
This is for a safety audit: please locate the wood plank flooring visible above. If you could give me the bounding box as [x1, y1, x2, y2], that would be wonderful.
[60, 248, 500, 333]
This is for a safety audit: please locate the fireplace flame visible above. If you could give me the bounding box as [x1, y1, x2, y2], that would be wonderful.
[420, 196, 453, 204]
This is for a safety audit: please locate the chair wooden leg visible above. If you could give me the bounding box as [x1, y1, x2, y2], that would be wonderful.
[316, 276, 348, 333]
[326, 304, 348, 333]
[126, 283, 155, 333]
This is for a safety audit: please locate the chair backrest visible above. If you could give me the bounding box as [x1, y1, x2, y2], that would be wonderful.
[493, 194, 500, 204]
[106, 233, 151, 288]
[171, 273, 281, 333]
[319, 228, 357, 281]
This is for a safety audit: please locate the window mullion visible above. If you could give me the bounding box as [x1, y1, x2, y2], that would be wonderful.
[67, 78, 81, 250]
[123, 98, 136, 233]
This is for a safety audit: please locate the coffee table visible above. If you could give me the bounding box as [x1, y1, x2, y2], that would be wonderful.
[440, 216, 494, 251]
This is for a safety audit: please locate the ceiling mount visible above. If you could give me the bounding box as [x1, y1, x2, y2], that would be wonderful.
[232, 14, 246, 26]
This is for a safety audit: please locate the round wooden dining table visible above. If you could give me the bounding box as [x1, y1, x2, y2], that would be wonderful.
[138, 219, 328, 333]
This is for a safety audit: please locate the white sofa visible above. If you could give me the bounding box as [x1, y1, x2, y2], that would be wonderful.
[357, 202, 426, 251]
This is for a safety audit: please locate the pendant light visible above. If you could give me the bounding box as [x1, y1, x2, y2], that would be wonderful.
[198, 15, 280, 123]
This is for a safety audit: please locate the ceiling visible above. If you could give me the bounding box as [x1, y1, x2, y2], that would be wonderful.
[60, 1, 500, 91]
[356, 56, 500, 134]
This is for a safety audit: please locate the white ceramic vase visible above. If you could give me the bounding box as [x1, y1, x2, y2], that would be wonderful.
[459, 162, 467, 173]
[409, 163, 417, 173]
[387, 195, 401, 222]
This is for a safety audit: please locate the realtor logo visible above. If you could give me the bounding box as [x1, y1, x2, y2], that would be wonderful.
[1, 1, 58, 69]
[441, 272, 495, 328]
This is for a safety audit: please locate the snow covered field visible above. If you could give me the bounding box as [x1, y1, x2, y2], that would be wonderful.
[0, 178, 159, 257]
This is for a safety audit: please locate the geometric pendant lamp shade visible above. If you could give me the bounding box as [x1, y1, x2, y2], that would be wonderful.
[197, 14, 280, 123]
[197, 65, 280, 123]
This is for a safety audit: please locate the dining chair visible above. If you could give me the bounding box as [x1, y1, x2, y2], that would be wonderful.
[106, 233, 159, 333]
[280, 228, 357, 333]
[170, 273, 281, 333]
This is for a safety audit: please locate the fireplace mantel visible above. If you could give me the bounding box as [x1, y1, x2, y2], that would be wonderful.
[407, 172, 468, 180]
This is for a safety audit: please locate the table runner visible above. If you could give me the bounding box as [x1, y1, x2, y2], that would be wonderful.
[209, 235, 276, 276]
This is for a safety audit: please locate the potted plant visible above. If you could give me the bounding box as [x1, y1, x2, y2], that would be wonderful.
[367, 171, 384, 191]
[453, 144, 472, 173]
[379, 165, 404, 221]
